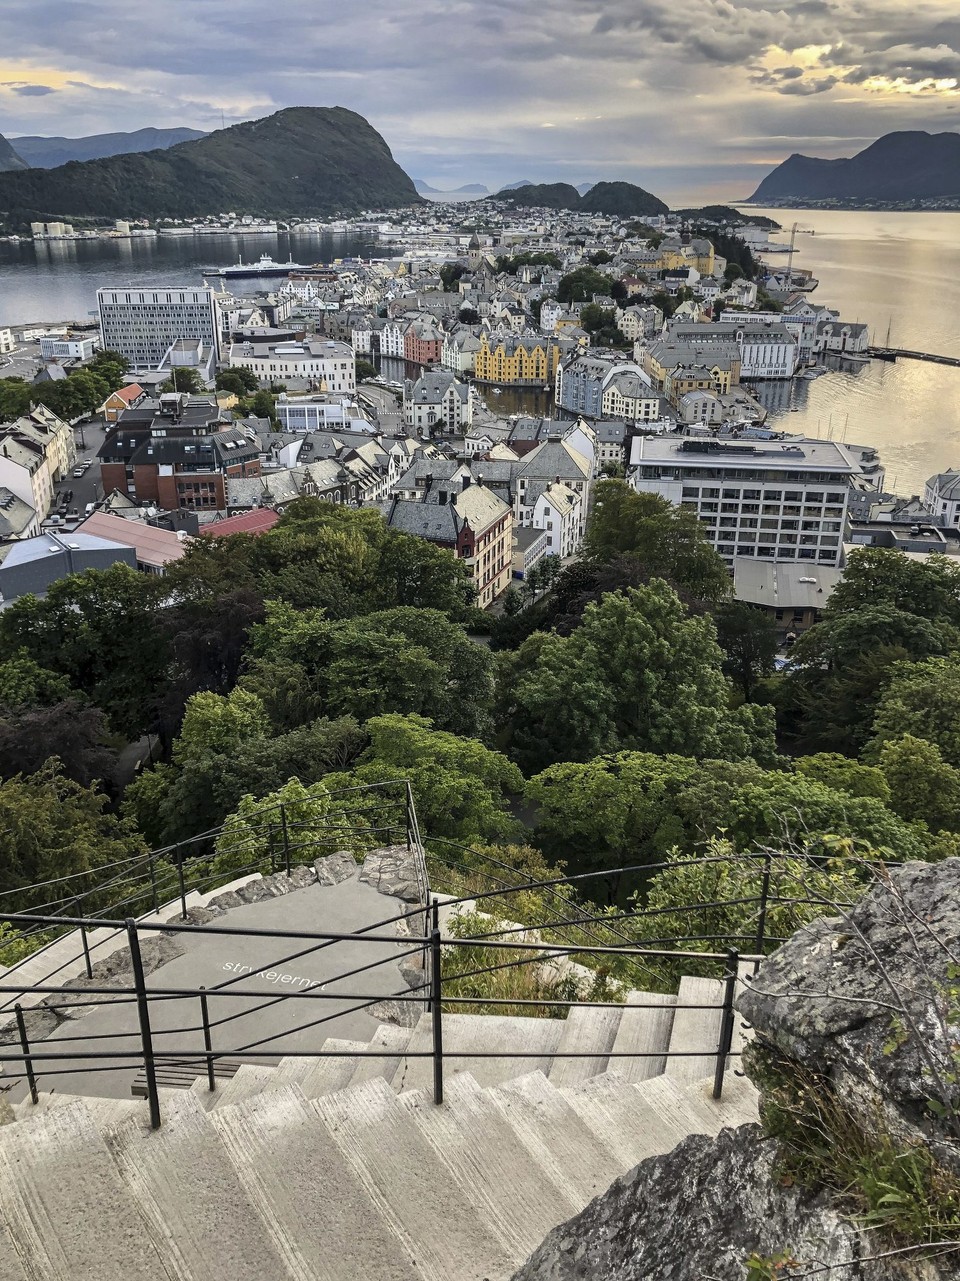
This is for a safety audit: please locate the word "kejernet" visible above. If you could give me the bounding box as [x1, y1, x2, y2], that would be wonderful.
[222, 962, 323, 990]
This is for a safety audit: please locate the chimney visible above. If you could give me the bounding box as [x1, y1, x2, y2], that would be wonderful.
[477, 473, 484, 487]
[438, 489, 448, 505]
[424, 471, 433, 493]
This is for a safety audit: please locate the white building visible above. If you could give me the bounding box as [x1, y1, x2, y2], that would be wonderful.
[275, 395, 366, 433]
[924, 470, 960, 526]
[0, 329, 14, 355]
[403, 370, 473, 436]
[816, 321, 869, 355]
[98, 287, 220, 369]
[380, 321, 406, 359]
[629, 435, 861, 566]
[228, 340, 356, 393]
[39, 336, 97, 362]
[527, 482, 583, 559]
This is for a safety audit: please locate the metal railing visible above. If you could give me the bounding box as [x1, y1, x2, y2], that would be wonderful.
[0, 902, 746, 1127]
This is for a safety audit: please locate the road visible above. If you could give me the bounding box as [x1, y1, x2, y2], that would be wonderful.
[52, 418, 109, 518]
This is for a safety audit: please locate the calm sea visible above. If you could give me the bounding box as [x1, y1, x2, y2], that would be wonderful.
[1, 210, 959, 493]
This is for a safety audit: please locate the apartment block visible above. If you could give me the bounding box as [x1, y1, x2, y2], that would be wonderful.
[98, 287, 220, 369]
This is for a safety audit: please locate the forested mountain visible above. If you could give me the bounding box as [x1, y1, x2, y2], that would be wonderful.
[0, 107, 422, 222]
[492, 180, 667, 216]
[0, 133, 27, 172]
[749, 131, 960, 204]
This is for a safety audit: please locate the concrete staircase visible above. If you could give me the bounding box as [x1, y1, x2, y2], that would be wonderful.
[0, 997, 757, 1280]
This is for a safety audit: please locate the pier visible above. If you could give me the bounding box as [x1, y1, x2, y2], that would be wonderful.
[868, 346, 960, 368]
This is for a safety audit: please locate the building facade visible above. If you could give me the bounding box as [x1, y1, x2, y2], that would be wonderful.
[629, 435, 860, 566]
[97, 287, 220, 369]
[228, 340, 356, 392]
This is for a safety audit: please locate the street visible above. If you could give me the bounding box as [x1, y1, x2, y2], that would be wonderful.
[53, 417, 109, 516]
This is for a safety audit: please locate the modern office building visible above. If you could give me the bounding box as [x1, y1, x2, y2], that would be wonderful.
[97, 287, 220, 369]
[629, 435, 862, 566]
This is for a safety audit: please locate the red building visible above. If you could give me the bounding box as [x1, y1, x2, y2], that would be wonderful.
[99, 393, 260, 512]
[403, 319, 444, 366]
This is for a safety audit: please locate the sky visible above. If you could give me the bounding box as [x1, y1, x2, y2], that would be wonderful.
[1, 0, 959, 204]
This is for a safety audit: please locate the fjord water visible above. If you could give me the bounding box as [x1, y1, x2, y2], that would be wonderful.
[1, 210, 959, 493]
[752, 208, 960, 495]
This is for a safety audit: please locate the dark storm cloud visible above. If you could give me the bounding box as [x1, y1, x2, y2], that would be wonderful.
[2, 82, 57, 95]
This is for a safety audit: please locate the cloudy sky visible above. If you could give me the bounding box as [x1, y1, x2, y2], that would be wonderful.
[1, 0, 958, 202]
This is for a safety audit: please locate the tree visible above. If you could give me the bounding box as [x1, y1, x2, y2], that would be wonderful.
[355, 359, 377, 382]
[795, 754, 891, 803]
[610, 279, 628, 303]
[0, 654, 75, 708]
[876, 735, 960, 832]
[215, 368, 259, 396]
[0, 700, 117, 790]
[588, 250, 613, 266]
[0, 378, 31, 419]
[0, 565, 169, 737]
[714, 601, 778, 701]
[458, 307, 480, 324]
[557, 267, 611, 304]
[249, 389, 277, 425]
[723, 263, 744, 283]
[502, 582, 776, 773]
[0, 763, 147, 911]
[868, 655, 960, 767]
[584, 479, 731, 604]
[825, 547, 960, 628]
[324, 714, 524, 847]
[160, 367, 205, 395]
[579, 304, 617, 334]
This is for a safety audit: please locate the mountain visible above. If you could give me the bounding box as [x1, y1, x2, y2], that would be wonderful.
[414, 178, 440, 193]
[0, 107, 422, 223]
[749, 131, 960, 204]
[494, 182, 583, 209]
[452, 183, 487, 194]
[576, 183, 594, 196]
[501, 179, 534, 190]
[492, 179, 667, 216]
[0, 133, 28, 173]
[578, 181, 668, 217]
[11, 127, 207, 169]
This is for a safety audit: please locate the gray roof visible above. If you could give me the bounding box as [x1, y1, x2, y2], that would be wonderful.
[733, 557, 844, 610]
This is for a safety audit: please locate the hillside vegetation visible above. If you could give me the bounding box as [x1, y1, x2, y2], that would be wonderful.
[493, 179, 668, 217]
[0, 107, 422, 223]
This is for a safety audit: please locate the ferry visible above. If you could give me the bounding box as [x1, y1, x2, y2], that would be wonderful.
[203, 254, 307, 278]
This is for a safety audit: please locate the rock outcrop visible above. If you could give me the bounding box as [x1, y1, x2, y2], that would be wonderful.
[513, 859, 960, 1280]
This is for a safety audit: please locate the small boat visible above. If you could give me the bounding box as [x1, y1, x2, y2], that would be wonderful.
[492, 388, 502, 395]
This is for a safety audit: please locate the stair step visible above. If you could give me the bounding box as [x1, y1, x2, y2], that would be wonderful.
[208, 1063, 278, 1109]
[547, 1004, 622, 1086]
[400, 1072, 578, 1257]
[314, 1076, 515, 1281]
[664, 975, 725, 1083]
[347, 1023, 412, 1089]
[485, 1071, 626, 1207]
[559, 1071, 690, 1169]
[212, 1084, 419, 1281]
[682, 1074, 760, 1129]
[109, 1088, 292, 1280]
[0, 1098, 164, 1280]
[608, 991, 677, 1082]
[297, 1038, 368, 1097]
[395, 1012, 564, 1092]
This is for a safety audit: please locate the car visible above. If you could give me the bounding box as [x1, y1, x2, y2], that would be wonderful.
[67, 509, 80, 520]
[43, 515, 63, 526]
[72, 466, 85, 478]
[84, 502, 96, 516]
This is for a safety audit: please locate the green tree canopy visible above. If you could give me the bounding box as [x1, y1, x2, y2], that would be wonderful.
[584, 479, 730, 604]
[825, 547, 960, 627]
[557, 266, 612, 304]
[868, 655, 960, 767]
[501, 581, 775, 773]
[876, 734, 960, 832]
[714, 601, 778, 701]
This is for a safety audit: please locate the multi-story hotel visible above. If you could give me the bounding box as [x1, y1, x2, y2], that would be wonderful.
[629, 436, 863, 567]
[97, 287, 220, 369]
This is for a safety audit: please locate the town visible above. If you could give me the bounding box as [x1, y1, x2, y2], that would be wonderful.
[0, 197, 937, 631]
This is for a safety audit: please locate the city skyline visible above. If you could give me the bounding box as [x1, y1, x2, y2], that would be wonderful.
[1, 0, 959, 203]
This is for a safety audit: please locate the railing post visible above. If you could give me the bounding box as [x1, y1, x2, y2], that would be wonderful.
[73, 899, 93, 980]
[280, 804, 292, 877]
[15, 1004, 38, 1105]
[126, 919, 161, 1129]
[753, 851, 772, 975]
[268, 822, 277, 875]
[148, 850, 159, 914]
[430, 907, 443, 1105]
[175, 843, 187, 920]
[405, 782, 413, 851]
[200, 987, 215, 1092]
[713, 947, 739, 1101]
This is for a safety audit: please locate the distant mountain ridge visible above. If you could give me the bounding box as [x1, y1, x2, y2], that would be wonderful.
[415, 179, 488, 194]
[0, 107, 422, 223]
[492, 179, 667, 217]
[0, 133, 28, 172]
[11, 127, 207, 169]
[750, 131, 960, 204]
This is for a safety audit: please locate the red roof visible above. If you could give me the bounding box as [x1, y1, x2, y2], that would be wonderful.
[114, 383, 144, 404]
[200, 509, 280, 539]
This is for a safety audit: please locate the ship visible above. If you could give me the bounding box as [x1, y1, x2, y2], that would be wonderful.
[202, 254, 307, 278]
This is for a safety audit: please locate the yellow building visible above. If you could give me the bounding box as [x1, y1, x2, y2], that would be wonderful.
[657, 237, 715, 276]
[474, 333, 563, 386]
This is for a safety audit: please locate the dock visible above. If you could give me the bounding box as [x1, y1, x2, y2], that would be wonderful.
[867, 347, 960, 368]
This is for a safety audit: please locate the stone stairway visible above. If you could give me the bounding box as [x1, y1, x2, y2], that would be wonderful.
[0, 992, 756, 1280]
